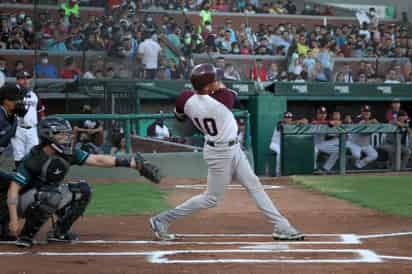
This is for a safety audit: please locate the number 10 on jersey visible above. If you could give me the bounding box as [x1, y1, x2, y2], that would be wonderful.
[194, 118, 218, 136]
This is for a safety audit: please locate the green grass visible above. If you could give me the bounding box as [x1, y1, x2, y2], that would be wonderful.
[86, 183, 169, 215]
[291, 175, 412, 217]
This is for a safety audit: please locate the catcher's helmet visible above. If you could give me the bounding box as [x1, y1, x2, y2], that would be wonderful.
[190, 63, 217, 91]
[38, 117, 75, 156]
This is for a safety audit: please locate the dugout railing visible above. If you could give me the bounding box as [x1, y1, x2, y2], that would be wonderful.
[53, 111, 252, 153]
[280, 124, 403, 175]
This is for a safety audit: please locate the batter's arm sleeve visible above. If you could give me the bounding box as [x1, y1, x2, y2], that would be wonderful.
[174, 91, 194, 121]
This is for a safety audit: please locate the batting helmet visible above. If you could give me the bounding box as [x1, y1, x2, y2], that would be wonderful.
[38, 117, 75, 156]
[190, 63, 217, 91]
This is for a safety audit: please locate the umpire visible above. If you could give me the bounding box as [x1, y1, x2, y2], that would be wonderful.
[0, 83, 27, 240]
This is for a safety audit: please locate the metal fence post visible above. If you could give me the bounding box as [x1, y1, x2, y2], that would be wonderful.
[395, 131, 402, 171]
[124, 119, 132, 153]
[339, 133, 346, 175]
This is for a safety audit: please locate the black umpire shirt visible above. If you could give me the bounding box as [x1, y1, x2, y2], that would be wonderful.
[0, 105, 17, 155]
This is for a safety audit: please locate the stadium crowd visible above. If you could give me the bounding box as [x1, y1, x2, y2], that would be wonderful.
[0, 0, 411, 81]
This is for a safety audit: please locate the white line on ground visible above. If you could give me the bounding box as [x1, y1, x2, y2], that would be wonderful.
[379, 255, 412, 261]
[358, 232, 412, 239]
[0, 249, 383, 264]
[175, 184, 283, 190]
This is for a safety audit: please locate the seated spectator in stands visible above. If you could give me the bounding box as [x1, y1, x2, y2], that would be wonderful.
[284, 0, 297, 14]
[146, 112, 170, 140]
[73, 104, 103, 154]
[269, 1, 286, 14]
[46, 30, 68, 52]
[0, 57, 9, 77]
[407, 72, 412, 84]
[341, 63, 354, 83]
[393, 65, 406, 82]
[292, 54, 305, 77]
[381, 110, 412, 169]
[223, 18, 236, 43]
[303, 50, 316, 72]
[351, 105, 379, 169]
[110, 131, 130, 157]
[267, 63, 280, 81]
[11, 60, 26, 78]
[270, 111, 294, 176]
[384, 70, 401, 84]
[309, 61, 328, 82]
[250, 58, 268, 81]
[35, 52, 58, 79]
[218, 30, 233, 54]
[255, 37, 272, 55]
[120, 33, 139, 60]
[358, 62, 376, 79]
[240, 39, 252, 55]
[386, 98, 407, 123]
[83, 64, 97, 79]
[223, 64, 241, 81]
[357, 73, 368, 83]
[244, 4, 257, 14]
[138, 32, 163, 80]
[60, 56, 81, 79]
[297, 35, 309, 56]
[335, 72, 345, 82]
[61, 0, 80, 17]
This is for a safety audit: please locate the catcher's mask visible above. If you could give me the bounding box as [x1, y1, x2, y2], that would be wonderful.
[38, 117, 75, 156]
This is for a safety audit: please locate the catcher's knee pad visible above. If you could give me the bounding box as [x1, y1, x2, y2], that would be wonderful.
[54, 182, 92, 235]
[20, 190, 62, 239]
[202, 194, 218, 208]
[69, 181, 92, 203]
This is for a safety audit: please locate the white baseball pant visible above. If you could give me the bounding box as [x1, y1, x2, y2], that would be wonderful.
[315, 139, 339, 171]
[270, 143, 281, 176]
[155, 143, 297, 233]
[346, 142, 378, 168]
[11, 127, 39, 161]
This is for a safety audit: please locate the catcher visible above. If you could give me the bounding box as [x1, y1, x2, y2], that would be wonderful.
[4, 117, 161, 247]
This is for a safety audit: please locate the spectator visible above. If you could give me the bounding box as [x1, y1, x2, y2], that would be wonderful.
[267, 63, 280, 81]
[284, 0, 297, 14]
[199, 1, 213, 33]
[384, 70, 401, 83]
[11, 60, 26, 78]
[110, 131, 130, 157]
[341, 63, 354, 83]
[35, 52, 58, 79]
[212, 0, 229, 12]
[381, 110, 412, 169]
[297, 35, 309, 56]
[73, 104, 103, 154]
[223, 18, 237, 43]
[61, 0, 80, 18]
[146, 112, 170, 140]
[218, 30, 233, 53]
[0, 57, 9, 77]
[350, 105, 379, 169]
[138, 32, 163, 80]
[303, 50, 316, 72]
[223, 64, 241, 81]
[250, 58, 268, 81]
[357, 73, 368, 83]
[60, 56, 81, 79]
[386, 98, 407, 123]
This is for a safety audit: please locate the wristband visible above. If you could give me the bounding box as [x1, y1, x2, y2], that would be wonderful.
[115, 156, 131, 167]
[7, 197, 18, 205]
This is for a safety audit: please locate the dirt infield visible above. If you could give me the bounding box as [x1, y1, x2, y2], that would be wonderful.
[1, 177, 412, 274]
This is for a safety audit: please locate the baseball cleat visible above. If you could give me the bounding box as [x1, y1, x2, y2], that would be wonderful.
[272, 228, 304, 241]
[47, 230, 79, 243]
[15, 236, 33, 248]
[149, 217, 175, 241]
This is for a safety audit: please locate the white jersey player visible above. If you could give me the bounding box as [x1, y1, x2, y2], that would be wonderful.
[149, 63, 304, 241]
[11, 72, 45, 168]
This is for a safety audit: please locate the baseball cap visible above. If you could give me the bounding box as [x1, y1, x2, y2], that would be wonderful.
[317, 106, 327, 113]
[361, 105, 371, 112]
[16, 71, 31, 79]
[283, 111, 293, 118]
[0, 84, 22, 101]
[392, 98, 400, 103]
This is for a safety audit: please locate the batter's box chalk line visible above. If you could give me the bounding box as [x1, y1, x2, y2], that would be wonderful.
[175, 184, 284, 190]
[1, 232, 412, 263]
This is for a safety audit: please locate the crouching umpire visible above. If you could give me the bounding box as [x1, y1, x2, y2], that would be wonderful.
[0, 83, 28, 241]
[3, 116, 162, 248]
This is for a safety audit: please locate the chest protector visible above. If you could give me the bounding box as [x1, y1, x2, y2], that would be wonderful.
[40, 156, 70, 185]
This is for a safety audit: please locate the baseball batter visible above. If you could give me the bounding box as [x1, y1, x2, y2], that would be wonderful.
[149, 64, 303, 241]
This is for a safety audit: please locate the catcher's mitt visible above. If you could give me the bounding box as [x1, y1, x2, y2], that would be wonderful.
[134, 153, 162, 184]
